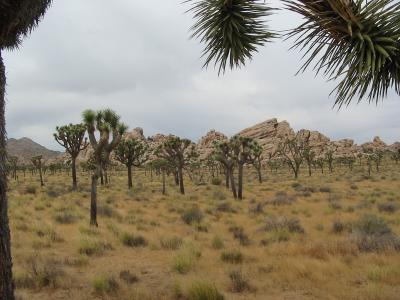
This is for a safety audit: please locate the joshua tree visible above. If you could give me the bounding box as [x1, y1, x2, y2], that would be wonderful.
[230, 135, 254, 200]
[187, 0, 400, 105]
[31, 155, 44, 186]
[83, 109, 127, 226]
[155, 135, 196, 195]
[7, 156, 18, 181]
[1, 2, 53, 298]
[315, 157, 324, 174]
[213, 140, 238, 199]
[276, 132, 311, 179]
[54, 123, 89, 190]
[152, 158, 171, 195]
[325, 149, 335, 173]
[115, 138, 149, 189]
[247, 140, 263, 183]
[391, 149, 400, 164]
[303, 148, 316, 177]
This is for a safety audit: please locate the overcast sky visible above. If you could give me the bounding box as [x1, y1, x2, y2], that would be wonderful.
[3, 0, 400, 150]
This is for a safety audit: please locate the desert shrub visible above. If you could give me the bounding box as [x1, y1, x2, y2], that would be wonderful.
[269, 229, 291, 242]
[34, 226, 63, 243]
[92, 275, 119, 295]
[263, 216, 304, 233]
[187, 281, 224, 300]
[229, 270, 250, 293]
[377, 202, 398, 213]
[79, 239, 112, 256]
[320, 186, 332, 193]
[216, 202, 235, 213]
[332, 220, 345, 234]
[181, 206, 204, 225]
[270, 191, 296, 205]
[120, 232, 147, 247]
[329, 200, 342, 210]
[221, 250, 243, 264]
[211, 178, 222, 186]
[79, 226, 100, 236]
[212, 236, 224, 250]
[97, 204, 118, 218]
[212, 189, 226, 200]
[46, 189, 59, 198]
[351, 214, 400, 252]
[172, 254, 195, 274]
[53, 207, 78, 224]
[248, 202, 264, 215]
[24, 185, 37, 194]
[15, 255, 64, 289]
[229, 225, 250, 246]
[160, 236, 183, 250]
[119, 270, 138, 284]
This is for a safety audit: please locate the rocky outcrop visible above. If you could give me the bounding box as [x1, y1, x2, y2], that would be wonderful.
[361, 136, 388, 152]
[331, 139, 359, 158]
[125, 127, 146, 141]
[196, 130, 228, 160]
[238, 118, 294, 155]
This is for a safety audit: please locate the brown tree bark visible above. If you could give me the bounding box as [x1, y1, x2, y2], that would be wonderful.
[178, 166, 185, 195]
[0, 50, 15, 300]
[127, 165, 133, 189]
[238, 164, 243, 200]
[90, 165, 100, 226]
[71, 157, 77, 191]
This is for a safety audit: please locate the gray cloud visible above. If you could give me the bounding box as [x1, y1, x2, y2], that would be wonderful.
[3, 0, 399, 150]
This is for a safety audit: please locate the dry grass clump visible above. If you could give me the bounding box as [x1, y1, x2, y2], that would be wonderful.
[181, 206, 204, 225]
[263, 216, 304, 234]
[221, 250, 243, 264]
[119, 270, 139, 284]
[229, 270, 250, 293]
[350, 214, 400, 252]
[15, 255, 64, 289]
[269, 191, 296, 205]
[377, 202, 398, 213]
[186, 281, 224, 300]
[160, 236, 183, 250]
[92, 274, 119, 295]
[78, 239, 113, 256]
[229, 225, 251, 246]
[120, 232, 147, 247]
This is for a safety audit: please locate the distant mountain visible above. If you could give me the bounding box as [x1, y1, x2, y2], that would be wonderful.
[6, 137, 62, 163]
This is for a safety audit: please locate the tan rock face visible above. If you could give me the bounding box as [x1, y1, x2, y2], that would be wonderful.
[361, 136, 388, 152]
[238, 118, 295, 155]
[196, 130, 228, 160]
[331, 139, 359, 158]
[125, 127, 146, 141]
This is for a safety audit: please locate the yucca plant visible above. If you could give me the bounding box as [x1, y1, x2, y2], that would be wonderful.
[187, 0, 276, 74]
[1, 2, 53, 298]
[187, 0, 400, 106]
[285, 0, 400, 106]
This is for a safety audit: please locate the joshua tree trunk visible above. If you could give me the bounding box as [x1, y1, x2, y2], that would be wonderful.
[308, 163, 312, 177]
[71, 157, 77, 191]
[0, 50, 15, 300]
[100, 169, 104, 185]
[257, 167, 262, 183]
[178, 165, 185, 195]
[174, 170, 179, 186]
[162, 169, 166, 195]
[127, 165, 133, 189]
[229, 168, 237, 199]
[90, 164, 100, 226]
[238, 163, 243, 200]
[225, 168, 230, 189]
[39, 164, 44, 186]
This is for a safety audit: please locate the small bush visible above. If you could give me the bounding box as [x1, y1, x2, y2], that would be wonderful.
[119, 270, 138, 284]
[53, 211, 78, 224]
[351, 214, 400, 252]
[377, 202, 397, 213]
[332, 220, 344, 234]
[181, 206, 204, 225]
[173, 254, 195, 274]
[211, 178, 222, 186]
[216, 202, 235, 213]
[263, 216, 304, 233]
[15, 255, 64, 289]
[320, 186, 331, 193]
[97, 204, 118, 218]
[92, 275, 119, 295]
[212, 190, 226, 200]
[187, 281, 224, 300]
[24, 185, 37, 194]
[160, 236, 183, 250]
[270, 191, 296, 205]
[249, 202, 264, 215]
[229, 270, 250, 293]
[120, 232, 147, 247]
[221, 250, 243, 264]
[79, 239, 112, 256]
[230, 226, 250, 246]
[212, 236, 224, 250]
